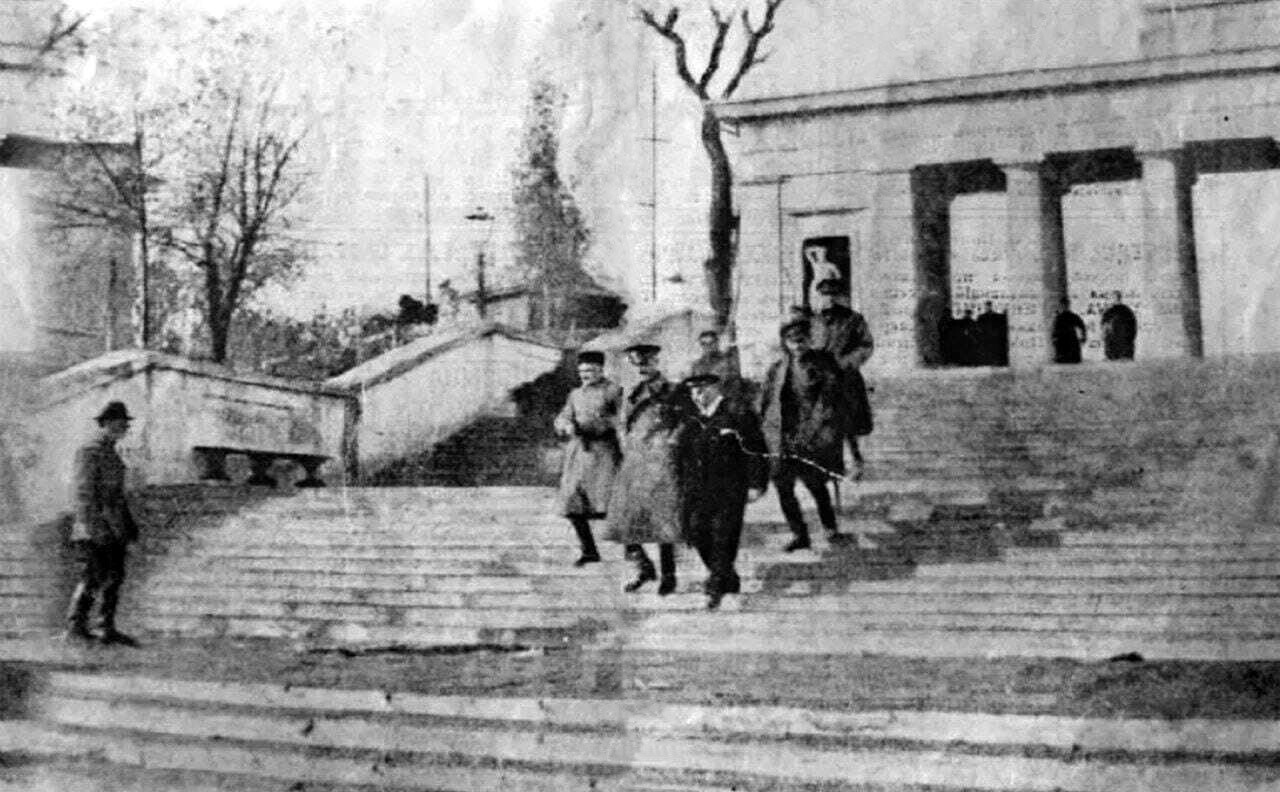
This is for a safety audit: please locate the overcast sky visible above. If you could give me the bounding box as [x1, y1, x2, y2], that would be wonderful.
[56, 0, 1145, 319]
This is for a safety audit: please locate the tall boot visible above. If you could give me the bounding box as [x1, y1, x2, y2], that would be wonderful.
[623, 544, 656, 593]
[570, 517, 600, 566]
[657, 543, 677, 596]
[63, 582, 95, 642]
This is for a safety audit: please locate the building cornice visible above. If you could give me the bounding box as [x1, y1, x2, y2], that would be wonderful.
[716, 46, 1280, 122]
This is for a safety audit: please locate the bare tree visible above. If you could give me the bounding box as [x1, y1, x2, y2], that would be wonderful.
[634, 0, 786, 328]
[44, 9, 319, 364]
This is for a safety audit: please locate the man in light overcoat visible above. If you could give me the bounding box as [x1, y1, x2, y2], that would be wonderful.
[553, 350, 623, 566]
[604, 344, 684, 595]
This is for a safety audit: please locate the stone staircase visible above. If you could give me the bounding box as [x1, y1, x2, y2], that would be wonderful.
[5, 357, 1280, 790]
[3, 667, 1279, 791]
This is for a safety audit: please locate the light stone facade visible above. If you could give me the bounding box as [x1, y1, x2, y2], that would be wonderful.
[719, 0, 1280, 376]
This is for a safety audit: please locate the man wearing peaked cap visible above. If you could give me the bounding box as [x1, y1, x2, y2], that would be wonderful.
[676, 372, 768, 610]
[553, 350, 623, 566]
[810, 278, 874, 479]
[65, 401, 141, 647]
[605, 343, 683, 595]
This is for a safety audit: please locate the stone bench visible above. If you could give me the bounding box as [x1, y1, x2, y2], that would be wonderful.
[193, 445, 329, 488]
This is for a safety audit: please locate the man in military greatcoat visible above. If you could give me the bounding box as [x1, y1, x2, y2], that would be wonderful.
[553, 350, 623, 566]
[809, 278, 874, 478]
[677, 373, 768, 610]
[604, 343, 684, 595]
[760, 319, 851, 552]
[65, 401, 141, 646]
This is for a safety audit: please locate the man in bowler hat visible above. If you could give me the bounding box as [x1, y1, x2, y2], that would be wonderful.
[65, 401, 141, 646]
[677, 373, 768, 610]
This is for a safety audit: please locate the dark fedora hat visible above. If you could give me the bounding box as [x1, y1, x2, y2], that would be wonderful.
[814, 278, 847, 295]
[622, 343, 661, 358]
[95, 401, 134, 423]
[780, 317, 811, 340]
[576, 350, 606, 366]
[681, 373, 720, 388]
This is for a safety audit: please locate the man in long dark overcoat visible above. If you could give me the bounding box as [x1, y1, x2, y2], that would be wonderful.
[66, 401, 141, 646]
[604, 344, 684, 595]
[553, 351, 622, 566]
[677, 373, 768, 610]
[809, 278, 874, 478]
[760, 319, 852, 552]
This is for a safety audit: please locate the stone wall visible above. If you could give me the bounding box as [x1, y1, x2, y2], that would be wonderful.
[11, 350, 353, 523]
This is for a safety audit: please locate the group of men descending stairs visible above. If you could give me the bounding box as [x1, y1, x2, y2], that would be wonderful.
[4, 353, 1280, 790]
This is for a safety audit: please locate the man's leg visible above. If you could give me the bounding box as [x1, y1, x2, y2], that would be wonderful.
[799, 469, 839, 536]
[623, 543, 656, 592]
[95, 544, 137, 647]
[64, 542, 99, 641]
[657, 543, 677, 596]
[706, 504, 745, 609]
[569, 516, 600, 566]
[773, 463, 810, 552]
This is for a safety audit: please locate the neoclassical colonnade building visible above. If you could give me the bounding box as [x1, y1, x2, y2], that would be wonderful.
[719, 0, 1280, 375]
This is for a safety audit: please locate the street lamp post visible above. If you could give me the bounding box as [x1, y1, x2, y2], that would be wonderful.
[465, 207, 494, 320]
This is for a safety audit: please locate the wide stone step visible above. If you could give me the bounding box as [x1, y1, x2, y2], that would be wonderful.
[106, 586, 1280, 616]
[118, 598, 1280, 637]
[916, 559, 1280, 579]
[9, 674, 1276, 792]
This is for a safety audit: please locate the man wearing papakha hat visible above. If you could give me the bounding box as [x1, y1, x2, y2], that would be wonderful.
[604, 343, 684, 595]
[809, 277, 874, 479]
[759, 318, 852, 552]
[65, 401, 141, 646]
[553, 350, 623, 566]
[676, 372, 768, 610]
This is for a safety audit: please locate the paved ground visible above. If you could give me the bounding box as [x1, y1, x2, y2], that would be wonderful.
[5, 636, 1280, 721]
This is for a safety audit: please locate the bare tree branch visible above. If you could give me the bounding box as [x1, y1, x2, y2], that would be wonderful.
[637, 6, 705, 100]
[697, 4, 732, 92]
[722, 0, 785, 99]
[37, 7, 88, 57]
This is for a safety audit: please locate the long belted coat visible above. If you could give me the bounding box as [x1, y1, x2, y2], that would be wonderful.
[810, 305, 874, 436]
[603, 375, 686, 545]
[69, 435, 138, 546]
[759, 349, 852, 476]
[554, 379, 623, 517]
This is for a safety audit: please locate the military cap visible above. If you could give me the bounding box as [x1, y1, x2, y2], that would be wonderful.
[576, 350, 605, 366]
[780, 317, 811, 340]
[622, 343, 661, 358]
[95, 401, 134, 423]
[681, 373, 721, 388]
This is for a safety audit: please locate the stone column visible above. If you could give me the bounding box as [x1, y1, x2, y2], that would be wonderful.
[1138, 149, 1201, 358]
[733, 179, 786, 379]
[999, 161, 1062, 367]
[867, 169, 920, 373]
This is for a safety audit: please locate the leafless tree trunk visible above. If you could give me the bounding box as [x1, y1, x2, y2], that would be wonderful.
[638, 0, 786, 328]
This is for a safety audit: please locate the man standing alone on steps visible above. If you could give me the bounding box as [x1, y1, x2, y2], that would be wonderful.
[553, 351, 622, 566]
[677, 373, 768, 610]
[760, 319, 851, 552]
[605, 344, 684, 595]
[65, 401, 140, 647]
